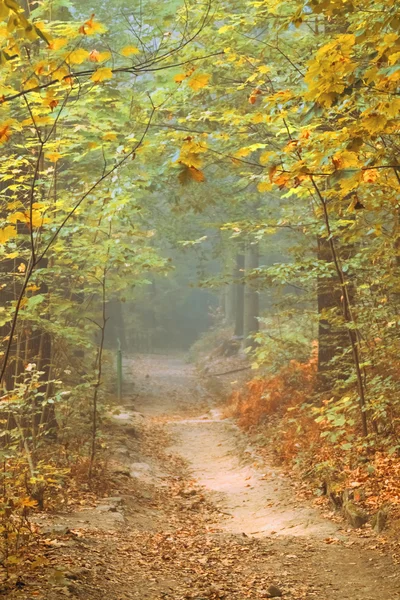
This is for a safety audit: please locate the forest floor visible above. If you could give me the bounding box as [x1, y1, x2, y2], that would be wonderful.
[6, 354, 400, 600]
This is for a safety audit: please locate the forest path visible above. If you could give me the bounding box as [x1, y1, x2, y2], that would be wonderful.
[129, 354, 400, 600]
[15, 354, 400, 600]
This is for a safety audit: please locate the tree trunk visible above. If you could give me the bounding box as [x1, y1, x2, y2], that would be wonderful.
[224, 283, 235, 326]
[317, 237, 351, 388]
[243, 242, 259, 348]
[233, 252, 245, 338]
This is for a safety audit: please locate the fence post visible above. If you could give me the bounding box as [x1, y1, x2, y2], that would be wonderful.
[117, 338, 122, 402]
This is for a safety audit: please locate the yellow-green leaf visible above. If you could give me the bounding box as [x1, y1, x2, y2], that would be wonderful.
[68, 48, 89, 65]
[0, 225, 16, 244]
[188, 73, 210, 91]
[91, 67, 113, 83]
[121, 45, 139, 57]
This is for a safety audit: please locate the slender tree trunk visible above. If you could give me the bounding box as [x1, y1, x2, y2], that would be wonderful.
[224, 283, 235, 326]
[243, 242, 259, 348]
[317, 237, 349, 387]
[234, 252, 245, 338]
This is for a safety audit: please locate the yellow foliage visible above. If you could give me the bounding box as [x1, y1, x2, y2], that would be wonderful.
[45, 151, 62, 162]
[91, 67, 113, 83]
[103, 132, 117, 141]
[67, 48, 89, 65]
[174, 73, 187, 83]
[0, 225, 16, 244]
[48, 37, 67, 51]
[188, 73, 210, 91]
[361, 112, 388, 134]
[178, 164, 206, 184]
[121, 45, 140, 56]
[80, 15, 106, 35]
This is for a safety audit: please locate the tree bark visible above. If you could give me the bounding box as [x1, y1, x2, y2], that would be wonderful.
[317, 236, 349, 387]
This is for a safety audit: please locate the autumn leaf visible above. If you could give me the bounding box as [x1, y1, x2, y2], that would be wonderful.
[174, 73, 187, 83]
[269, 165, 278, 182]
[188, 73, 210, 91]
[20, 497, 38, 508]
[89, 49, 100, 62]
[0, 123, 11, 143]
[362, 113, 387, 134]
[48, 37, 67, 51]
[0, 2, 10, 21]
[91, 67, 113, 83]
[43, 90, 58, 111]
[235, 144, 265, 158]
[103, 132, 117, 141]
[67, 48, 89, 65]
[178, 165, 206, 185]
[89, 49, 111, 62]
[362, 169, 379, 183]
[121, 45, 140, 56]
[9, 210, 48, 228]
[79, 14, 106, 35]
[274, 173, 291, 189]
[46, 151, 62, 162]
[0, 225, 16, 244]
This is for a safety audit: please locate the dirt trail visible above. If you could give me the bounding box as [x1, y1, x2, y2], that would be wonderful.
[133, 355, 400, 600]
[11, 354, 400, 600]
[169, 413, 337, 539]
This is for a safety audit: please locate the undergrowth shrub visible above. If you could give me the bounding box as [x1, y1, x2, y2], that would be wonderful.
[226, 341, 400, 515]
[227, 343, 318, 430]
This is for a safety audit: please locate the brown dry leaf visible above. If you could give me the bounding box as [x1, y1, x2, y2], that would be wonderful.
[178, 165, 206, 185]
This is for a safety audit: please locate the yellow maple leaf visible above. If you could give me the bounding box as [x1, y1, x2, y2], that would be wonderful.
[0, 123, 11, 143]
[235, 143, 265, 158]
[178, 153, 202, 169]
[91, 67, 113, 83]
[178, 165, 206, 184]
[218, 25, 233, 34]
[251, 113, 265, 124]
[80, 15, 106, 36]
[0, 226, 16, 244]
[48, 37, 67, 51]
[188, 73, 210, 91]
[362, 113, 387, 134]
[46, 151, 62, 162]
[9, 211, 26, 224]
[103, 132, 117, 141]
[121, 45, 140, 56]
[332, 150, 360, 169]
[174, 73, 187, 83]
[53, 66, 69, 82]
[67, 48, 89, 65]
[31, 210, 49, 228]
